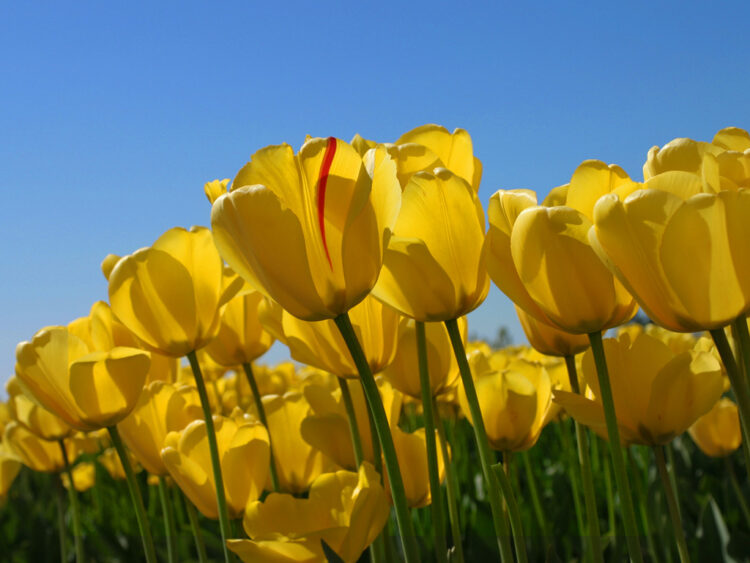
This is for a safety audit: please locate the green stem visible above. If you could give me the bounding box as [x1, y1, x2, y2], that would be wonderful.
[108, 426, 157, 563]
[444, 318, 514, 562]
[416, 321, 448, 563]
[184, 494, 209, 563]
[337, 376, 365, 467]
[654, 447, 690, 563]
[665, 444, 682, 521]
[159, 476, 178, 563]
[520, 451, 548, 541]
[187, 350, 233, 563]
[557, 419, 588, 560]
[587, 331, 643, 563]
[434, 402, 465, 563]
[59, 440, 84, 563]
[602, 447, 616, 547]
[55, 474, 68, 563]
[242, 362, 281, 492]
[628, 448, 659, 563]
[334, 313, 420, 563]
[565, 355, 604, 563]
[722, 321, 750, 478]
[492, 453, 528, 563]
[726, 456, 750, 527]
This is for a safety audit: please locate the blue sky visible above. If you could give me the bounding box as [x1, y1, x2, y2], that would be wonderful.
[2, 1, 749, 380]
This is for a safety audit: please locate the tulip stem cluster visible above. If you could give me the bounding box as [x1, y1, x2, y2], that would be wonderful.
[654, 446, 690, 563]
[416, 321, 448, 563]
[564, 354, 604, 563]
[58, 439, 84, 563]
[107, 425, 158, 563]
[241, 362, 281, 492]
[333, 312, 420, 563]
[587, 331, 643, 563]
[492, 455, 528, 563]
[444, 318, 515, 562]
[708, 328, 750, 475]
[158, 475, 178, 563]
[184, 491, 209, 563]
[186, 350, 233, 563]
[434, 405, 465, 563]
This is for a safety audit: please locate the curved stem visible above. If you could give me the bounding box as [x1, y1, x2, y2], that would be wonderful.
[444, 318, 514, 562]
[187, 351, 232, 563]
[628, 448, 659, 563]
[520, 450, 548, 542]
[59, 440, 84, 563]
[242, 362, 281, 492]
[158, 476, 178, 563]
[337, 377, 365, 467]
[416, 321, 448, 563]
[184, 493, 209, 563]
[492, 453, 528, 563]
[334, 313, 420, 563]
[565, 355, 604, 563]
[434, 401, 465, 563]
[587, 331, 643, 563]
[108, 426, 157, 563]
[654, 447, 690, 563]
[55, 474, 68, 563]
[557, 418, 587, 559]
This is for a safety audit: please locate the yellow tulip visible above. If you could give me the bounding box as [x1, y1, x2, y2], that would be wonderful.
[281, 294, 399, 378]
[515, 306, 589, 358]
[301, 378, 402, 470]
[688, 397, 742, 457]
[211, 138, 401, 321]
[486, 161, 638, 334]
[99, 446, 139, 480]
[458, 359, 552, 452]
[161, 415, 270, 519]
[554, 331, 724, 445]
[262, 392, 333, 493]
[7, 384, 72, 441]
[591, 183, 750, 332]
[108, 226, 243, 357]
[373, 168, 489, 321]
[388, 426, 446, 508]
[393, 124, 482, 190]
[205, 178, 230, 204]
[0, 445, 22, 501]
[15, 323, 151, 431]
[228, 462, 389, 563]
[3, 422, 65, 473]
[118, 381, 203, 475]
[383, 317, 467, 398]
[61, 461, 96, 492]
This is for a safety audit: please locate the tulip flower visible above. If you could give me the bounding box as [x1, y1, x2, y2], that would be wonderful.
[281, 294, 399, 378]
[554, 331, 723, 446]
[15, 324, 151, 432]
[515, 306, 589, 358]
[3, 422, 68, 473]
[161, 415, 270, 519]
[108, 226, 242, 358]
[383, 317, 466, 399]
[118, 381, 203, 476]
[393, 124, 482, 190]
[261, 392, 333, 493]
[205, 178, 230, 204]
[388, 426, 446, 508]
[211, 137, 401, 321]
[6, 378, 72, 441]
[373, 168, 489, 321]
[300, 378, 402, 470]
[688, 397, 742, 458]
[459, 359, 552, 452]
[228, 462, 390, 563]
[61, 462, 96, 492]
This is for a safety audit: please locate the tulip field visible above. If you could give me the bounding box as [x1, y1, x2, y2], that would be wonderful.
[2, 124, 750, 563]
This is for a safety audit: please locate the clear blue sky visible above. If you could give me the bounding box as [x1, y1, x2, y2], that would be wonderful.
[2, 1, 749, 381]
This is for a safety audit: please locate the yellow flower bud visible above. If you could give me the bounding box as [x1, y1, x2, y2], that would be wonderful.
[688, 397, 742, 457]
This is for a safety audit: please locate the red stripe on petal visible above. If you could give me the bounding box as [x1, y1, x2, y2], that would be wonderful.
[317, 136, 337, 269]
